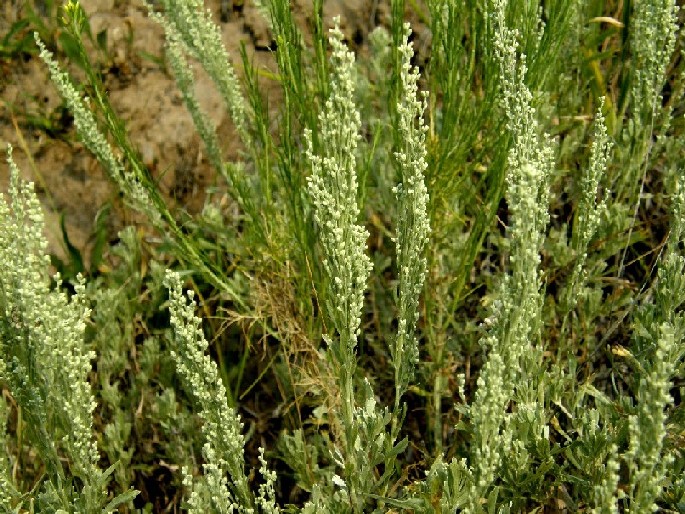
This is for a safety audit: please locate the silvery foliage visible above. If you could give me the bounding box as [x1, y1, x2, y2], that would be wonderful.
[165, 270, 255, 512]
[631, 0, 679, 124]
[468, 0, 554, 498]
[305, 20, 371, 424]
[305, 20, 416, 510]
[256, 447, 280, 514]
[161, 22, 225, 175]
[0, 146, 103, 508]
[149, 0, 247, 140]
[586, 411, 620, 514]
[305, 17, 375, 507]
[565, 99, 611, 310]
[623, 2, 683, 511]
[625, 176, 685, 512]
[146, 0, 247, 197]
[392, 22, 431, 405]
[34, 26, 156, 223]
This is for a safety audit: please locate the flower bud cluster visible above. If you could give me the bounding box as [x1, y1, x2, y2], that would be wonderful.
[151, 0, 247, 139]
[35, 35, 154, 219]
[564, 100, 611, 310]
[625, 174, 685, 511]
[469, 0, 554, 494]
[0, 146, 101, 499]
[391, 23, 431, 401]
[305, 20, 372, 361]
[631, 0, 679, 122]
[165, 271, 252, 509]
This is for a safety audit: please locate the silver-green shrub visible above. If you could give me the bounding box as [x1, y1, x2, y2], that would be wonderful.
[2, 0, 684, 511]
[468, 0, 553, 498]
[165, 270, 254, 511]
[391, 22, 431, 409]
[35, 31, 157, 223]
[625, 176, 685, 511]
[0, 146, 135, 512]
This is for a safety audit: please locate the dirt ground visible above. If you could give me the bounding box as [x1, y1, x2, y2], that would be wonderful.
[0, 0, 403, 263]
